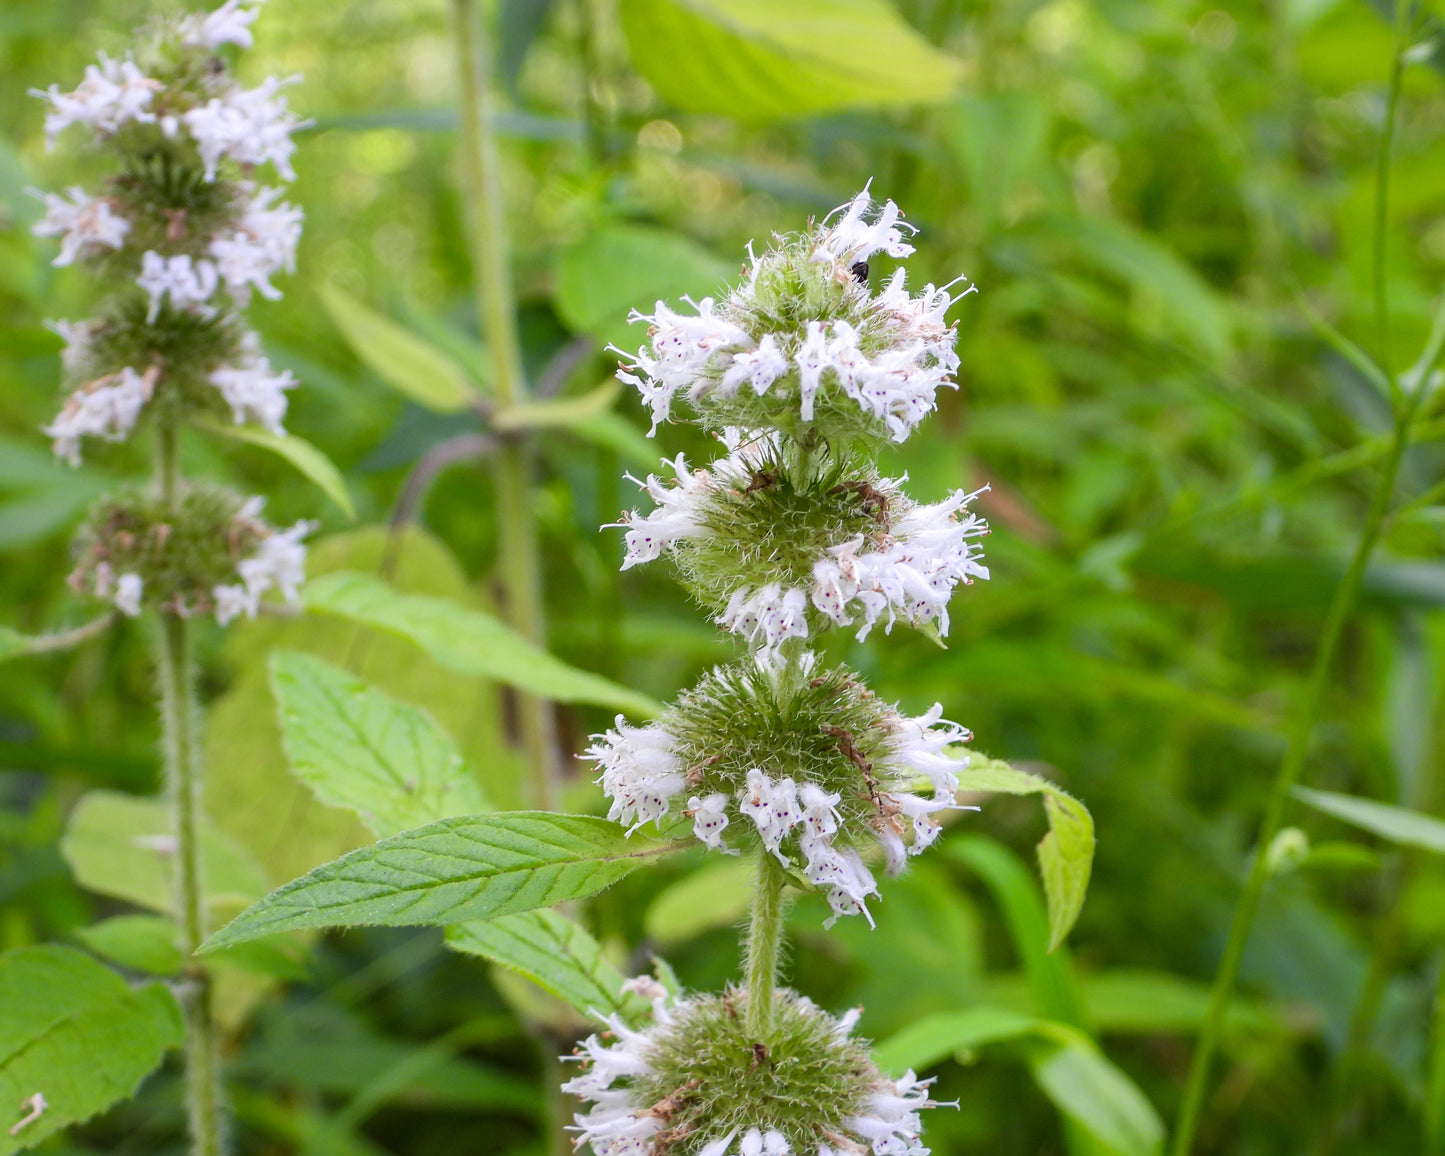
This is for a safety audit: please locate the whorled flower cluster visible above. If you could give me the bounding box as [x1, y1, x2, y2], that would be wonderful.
[585, 658, 972, 926]
[30, 0, 306, 465]
[616, 182, 974, 449]
[565, 980, 945, 1156]
[70, 487, 312, 625]
[611, 435, 989, 648]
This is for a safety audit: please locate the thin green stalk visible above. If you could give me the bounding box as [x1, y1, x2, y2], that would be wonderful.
[1427, 953, 1445, 1153]
[1372, 0, 1411, 397]
[157, 609, 224, 1156]
[744, 851, 787, 1039]
[453, 0, 558, 808]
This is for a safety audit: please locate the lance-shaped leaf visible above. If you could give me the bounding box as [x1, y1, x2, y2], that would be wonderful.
[491, 381, 622, 433]
[1292, 786, 1445, 854]
[0, 945, 182, 1154]
[619, 0, 962, 121]
[446, 909, 650, 1021]
[193, 419, 355, 520]
[271, 650, 490, 839]
[956, 755, 1094, 950]
[302, 571, 661, 716]
[321, 285, 482, 413]
[200, 812, 682, 951]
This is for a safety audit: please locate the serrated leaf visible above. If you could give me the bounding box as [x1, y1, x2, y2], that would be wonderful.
[193, 419, 355, 520]
[73, 915, 183, 976]
[0, 945, 183, 1154]
[61, 790, 270, 922]
[321, 285, 482, 412]
[1028, 1041, 1166, 1156]
[492, 381, 622, 432]
[301, 571, 661, 716]
[1292, 785, 1445, 855]
[873, 1005, 1042, 1073]
[446, 909, 650, 1021]
[201, 812, 682, 950]
[271, 650, 490, 839]
[554, 223, 733, 353]
[956, 756, 1094, 949]
[644, 855, 755, 945]
[0, 626, 30, 662]
[618, 0, 962, 120]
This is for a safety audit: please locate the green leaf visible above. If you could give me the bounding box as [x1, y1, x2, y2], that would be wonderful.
[1292, 786, 1445, 855]
[492, 381, 622, 432]
[446, 909, 650, 1021]
[554, 223, 733, 354]
[301, 571, 661, 716]
[192, 419, 355, 520]
[0, 626, 30, 663]
[618, 0, 963, 120]
[873, 1005, 1042, 1073]
[320, 284, 482, 412]
[61, 790, 270, 922]
[0, 945, 183, 1154]
[644, 855, 755, 945]
[200, 812, 682, 950]
[270, 650, 490, 839]
[73, 915, 183, 976]
[1028, 1041, 1166, 1156]
[566, 410, 661, 470]
[957, 756, 1095, 949]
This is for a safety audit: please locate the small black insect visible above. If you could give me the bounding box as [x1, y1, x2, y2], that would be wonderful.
[849, 260, 869, 284]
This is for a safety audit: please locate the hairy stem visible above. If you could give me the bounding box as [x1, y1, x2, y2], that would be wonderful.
[1172, 13, 1420, 1147]
[453, 0, 557, 808]
[157, 610, 224, 1156]
[745, 851, 787, 1039]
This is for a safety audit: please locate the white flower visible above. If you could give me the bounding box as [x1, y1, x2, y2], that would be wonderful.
[180, 0, 263, 49]
[688, 792, 734, 852]
[44, 365, 156, 466]
[213, 510, 313, 625]
[208, 356, 295, 433]
[182, 75, 306, 181]
[30, 187, 130, 266]
[614, 296, 752, 434]
[585, 717, 688, 833]
[113, 573, 143, 617]
[207, 184, 302, 300]
[48, 319, 97, 377]
[137, 251, 219, 321]
[31, 54, 159, 146]
[718, 333, 788, 399]
[606, 454, 711, 570]
[717, 584, 810, 651]
[816, 181, 917, 263]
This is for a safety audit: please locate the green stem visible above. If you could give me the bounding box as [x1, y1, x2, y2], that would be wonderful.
[1372, 0, 1411, 396]
[157, 611, 224, 1156]
[744, 851, 787, 1039]
[1427, 952, 1445, 1153]
[453, 0, 557, 809]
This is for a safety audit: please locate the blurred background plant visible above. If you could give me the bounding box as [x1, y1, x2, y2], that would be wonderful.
[3, 1, 1445, 1154]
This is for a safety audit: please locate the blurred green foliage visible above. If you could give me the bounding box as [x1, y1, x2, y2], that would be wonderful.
[3, 0, 1445, 1153]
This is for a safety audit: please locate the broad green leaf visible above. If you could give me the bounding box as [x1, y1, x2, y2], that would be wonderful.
[945, 836, 1087, 1028]
[644, 855, 755, 945]
[192, 419, 355, 520]
[492, 381, 622, 432]
[873, 1005, 1042, 1073]
[0, 945, 183, 1154]
[447, 909, 650, 1021]
[201, 812, 682, 950]
[0, 626, 29, 662]
[61, 790, 270, 922]
[73, 915, 182, 976]
[270, 650, 490, 839]
[1292, 786, 1445, 855]
[321, 284, 481, 412]
[956, 756, 1094, 949]
[1029, 1042, 1166, 1156]
[618, 0, 962, 120]
[554, 223, 733, 354]
[301, 571, 661, 716]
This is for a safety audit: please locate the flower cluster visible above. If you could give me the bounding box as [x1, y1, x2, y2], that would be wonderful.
[586, 659, 971, 925]
[69, 487, 312, 624]
[31, 0, 306, 465]
[616, 183, 974, 450]
[565, 983, 944, 1156]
